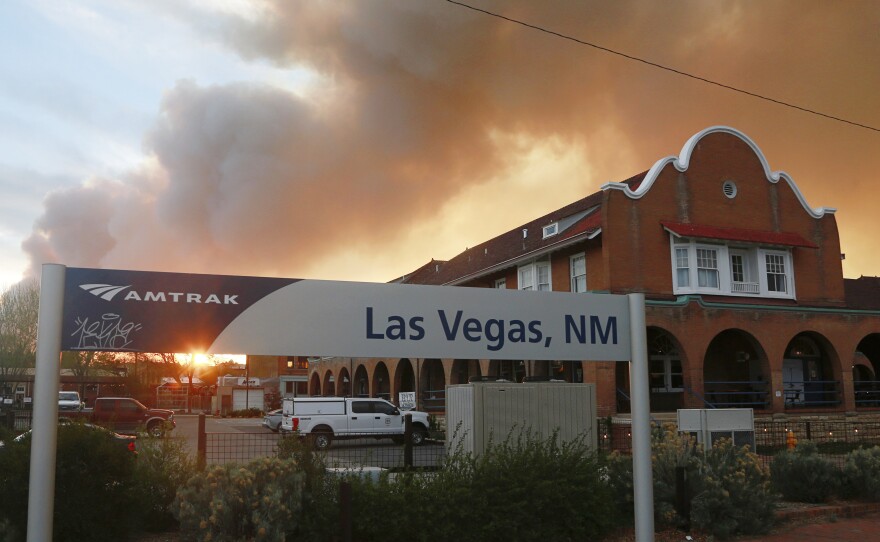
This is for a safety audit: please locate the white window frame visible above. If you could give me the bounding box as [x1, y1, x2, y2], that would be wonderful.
[542, 223, 559, 239]
[570, 253, 587, 293]
[650, 356, 684, 393]
[670, 235, 795, 299]
[760, 249, 794, 298]
[494, 278, 506, 289]
[518, 260, 552, 291]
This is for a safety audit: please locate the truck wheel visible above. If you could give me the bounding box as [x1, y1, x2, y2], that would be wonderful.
[147, 421, 164, 438]
[411, 426, 428, 446]
[313, 431, 332, 450]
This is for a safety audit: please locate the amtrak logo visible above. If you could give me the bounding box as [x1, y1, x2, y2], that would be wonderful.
[79, 283, 131, 301]
[79, 283, 239, 305]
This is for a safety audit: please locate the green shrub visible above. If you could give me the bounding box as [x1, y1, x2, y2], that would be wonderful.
[649, 425, 703, 529]
[841, 446, 880, 501]
[604, 427, 777, 539]
[131, 436, 196, 532]
[276, 434, 339, 540]
[0, 423, 138, 542]
[770, 441, 840, 503]
[174, 457, 303, 542]
[228, 408, 263, 418]
[345, 431, 616, 542]
[690, 438, 776, 539]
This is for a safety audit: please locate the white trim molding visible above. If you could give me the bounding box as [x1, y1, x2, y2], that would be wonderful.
[601, 126, 836, 219]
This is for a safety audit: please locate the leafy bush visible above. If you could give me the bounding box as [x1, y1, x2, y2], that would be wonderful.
[276, 434, 339, 540]
[228, 408, 263, 418]
[0, 423, 138, 542]
[690, 438, 776, 539]
[604, 426, 777, 539]
[649, 425, 703, 528]
[770, 441, 840, 503]
[131, 436, 196, 532]
[841, 446, 880, 501]
[174, 457, 303, 542]
[345, 431, 616, 542]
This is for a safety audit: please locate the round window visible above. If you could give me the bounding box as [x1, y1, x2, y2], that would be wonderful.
[722, 180, 737, 199]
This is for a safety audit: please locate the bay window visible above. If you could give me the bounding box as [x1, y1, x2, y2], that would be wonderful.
[671, 238, 794, 299]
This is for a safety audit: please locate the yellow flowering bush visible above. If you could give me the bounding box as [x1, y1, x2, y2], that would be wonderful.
[173, 457, 303, 542]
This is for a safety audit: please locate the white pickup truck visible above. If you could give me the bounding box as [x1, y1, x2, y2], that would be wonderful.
[280, 397, 431, 450]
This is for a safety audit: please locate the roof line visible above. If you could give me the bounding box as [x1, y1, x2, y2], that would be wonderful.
[442, 229, 601, 286]
[600, 126, 836, 219]
[647, 295, 874, 315]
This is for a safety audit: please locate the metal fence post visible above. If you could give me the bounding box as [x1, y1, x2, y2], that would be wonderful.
[675, 466, 690, 531]
[340, 481, 352, 542]
[403, 414, 413, 468]
[5, 410, 13, 430]
[197, 413, 206, 470]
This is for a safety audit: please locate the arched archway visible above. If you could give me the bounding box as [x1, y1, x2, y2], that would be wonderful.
[353, 365, 369, 397]
[322, 370, 335, 397]
[420, 359, 446, 413]
[394, 358, 415, 394]
[783, 332, 841, 409]
[854, 334, 880, 408]
[373, 362, 391, 400]
[309, 372, 321, 396]
[703, 329, 770, 409]
[338, 367, 351, 397]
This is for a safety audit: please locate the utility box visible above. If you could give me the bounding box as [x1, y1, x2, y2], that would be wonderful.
[676, 408, 755, 449]
[446, 381, 596, 456]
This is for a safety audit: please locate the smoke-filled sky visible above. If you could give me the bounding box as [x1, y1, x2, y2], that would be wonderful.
[1, 0, 878, 289]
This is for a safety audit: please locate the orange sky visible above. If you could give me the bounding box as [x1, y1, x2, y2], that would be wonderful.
[20, 1, 880, 283]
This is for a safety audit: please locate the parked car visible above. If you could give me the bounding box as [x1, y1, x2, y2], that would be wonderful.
[262, 409, 283, 432]
[0, 421, 137, 456]
[58, 391, 84, 411]
[58, 397, 175, 437]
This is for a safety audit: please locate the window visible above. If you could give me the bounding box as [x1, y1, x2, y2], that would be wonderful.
[494, 278, 506, 289]
[374, 401, 397, 415]
[649, 334, 683, 393]
[542, 223, 559, 238]
[671, 237, 794, 299]
[570, 253, 586, 292]
[765, 253, 787, 293]
[675, 248, 690, 288]
[696, 248, 719, 288]
[518, 261, 551, 291]
[351, 401, 370, 414]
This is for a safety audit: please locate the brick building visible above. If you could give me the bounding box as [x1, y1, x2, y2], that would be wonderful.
[308, 126, 880, 418]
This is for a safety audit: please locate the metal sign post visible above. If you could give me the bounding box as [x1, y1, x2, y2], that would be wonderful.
[28, 265, 655, 542]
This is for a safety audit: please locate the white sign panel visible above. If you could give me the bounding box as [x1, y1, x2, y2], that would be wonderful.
[398, 391, 416, 410]
[209, 280, 632, 361]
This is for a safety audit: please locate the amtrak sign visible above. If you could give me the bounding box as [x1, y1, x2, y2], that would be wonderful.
[31, 265, 654, 542]
[61, 267, 632, 360]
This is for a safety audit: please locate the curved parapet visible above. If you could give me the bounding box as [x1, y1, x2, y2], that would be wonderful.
[601, 126, 836, 219]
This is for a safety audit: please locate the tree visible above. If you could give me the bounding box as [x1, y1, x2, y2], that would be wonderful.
[0, 279, 40, 377]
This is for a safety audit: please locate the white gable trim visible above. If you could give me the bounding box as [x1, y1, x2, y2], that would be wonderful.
[600, 126, 836, 219]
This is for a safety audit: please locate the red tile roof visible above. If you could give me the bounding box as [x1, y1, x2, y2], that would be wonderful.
[660, 221, 818, 249]
[844, 277, 880, 310]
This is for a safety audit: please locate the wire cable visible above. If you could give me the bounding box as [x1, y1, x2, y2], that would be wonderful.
[445, 0, 880, 133]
